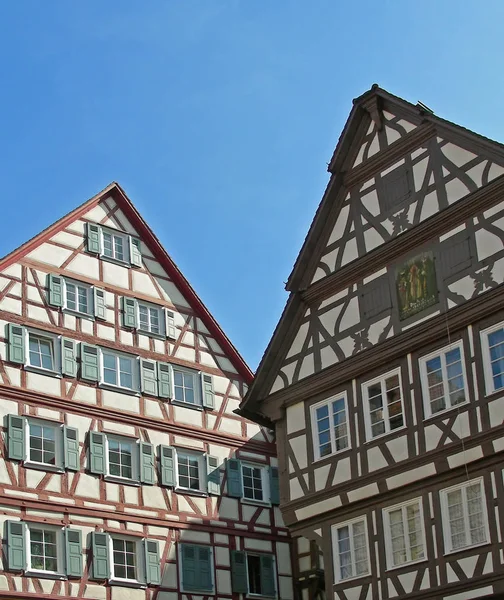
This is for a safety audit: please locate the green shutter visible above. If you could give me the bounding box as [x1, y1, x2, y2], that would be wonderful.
[269, 466, 280, 505]
[89, 431, 106, 475]
[61, 338, 77, 377]
[226, 459, 242, 498]
[48, 274, 63, 307]
[141, 359, 158, 396]
[80, 344, 99, 381]
[139, 442, 155, 485]
[7, 415, 26, 461]
[122, 297, 138, 328]
[206, 455, 221, 496]
[157, 362, 172, 399]
[130, 237, 142, 267]
[144, 539, 160, 585]
[201, 373, 215, 410]
[159, 445, 175, 487]
[64, 426, 79, 471]
[91, 532, 109, 580]
[231, 550, 248, 593]
[260, 554, 276, 597]
[86, 223, 101, 254]
[182, 544, 212, 592]
[197, 546, 213, 591]
[165, 309, 176, 339]
[65, 528, 83, 577]
[6, 520, 25, 571]
[93, 288, 106, 320]
[7, 324, 25, 364]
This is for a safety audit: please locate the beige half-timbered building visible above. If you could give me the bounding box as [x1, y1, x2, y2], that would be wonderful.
[0, 182, 293, 600]
[240, 87, 504, 600]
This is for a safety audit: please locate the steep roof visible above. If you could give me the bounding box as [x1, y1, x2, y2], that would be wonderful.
[0, 182, 253, 384]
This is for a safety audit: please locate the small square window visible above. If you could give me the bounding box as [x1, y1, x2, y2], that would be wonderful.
[310, 395, 349, 460]
[332, 518, 370, 582]
[64, 279, 92, 315]
[101, 230, 128, 263]
[100, 350, 138, 392]
[176, 451, 205, 493]
[110, 536, 143, 583]
[106, 436, 137, 481]
[241, 463, 269, 503]
[138, 302, 163, 336]
[173, 368, 200, 406]
[28, 332, 55, 372]
[383, 499, 425, 568]
[28, 421, 60, 467]
[363, 369, 404, 440]
[481, 322, 504, 395]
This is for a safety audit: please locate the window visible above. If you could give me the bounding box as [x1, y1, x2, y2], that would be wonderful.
[102, 230, 127, 262]
[28, 421, 59, 467]
[441, 479, 489, 553]
[226, 459, 279, 505]
[173, 367, 200, 405]
[332, 518, 369, 582]
[230, 551, 276, 597]
[242, 463, 267, 502]
[47, 274, 105, 319]
[481, 322, 504, 394]
[65, 280, 92, 314]
[420, 343, 468, 416]
[28, 332, 55, 371]
[106, 436, 138, 482]
[176, 451, 205, 493]
[86, 223, 142, 268]
[28, 525, 61, 574]
[363, 370, 404, 439]
[7, 325, 61, 374]
[121, 296, 175, 338]
[111, 536, 140, 582]
[310, 395, 349, 460]
[100, 349, 138, 392]
[138, 302, 162, 335]
[180, 544, 214, 593]
[384, 499, 425, 568]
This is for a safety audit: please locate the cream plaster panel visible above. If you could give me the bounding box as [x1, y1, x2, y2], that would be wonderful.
[27, 372, 60, 396]
[295, 495, 342, 522]
[123, 486, 139, 506]
[113, 209, 138, 236]
[348, 483, 379, 503]
[142, 257, 167, 278]
[0, 461, 14, 485]
[216, 355, 238, 374]
[213, 375, 233, 395]
[36, 407, 61, 421]
[328, 204, 350, 245]
[83, 204, 109, 223]
[63, 313, 77, 330]
[424, 424, 443, 452]
[50, 231, 83, 249]
[156, 279, 190, 307]
[66, 254, 100, 280]
[364, 227, 384, 252]
[207, 444, 232, 463]
[174, 436, 205, 450]
[385, 435, 408, 463]
[216, 570, 232, 595]
[0, 296, 22, 315]
[26, 243, 73, 267]
[444, 587, 493, 600]
[145, 399, 164, 419]
[219, 497, 239, 520]
[361, 189, 380, 216]
[120, 330, 134, 346]
[341, 238, 358, 266]
[215, 546, 230, 566]
[218, 417, 242, 436]
[75, 473, 101, 499]
[4, 366, 19, 388]
[387, 463, 436, 490]
[0, 399, 21, 418]
[200, 351, 218, 368]
[110, 587, 145, 600]
[160, 562, 179, 590]
[132, 271, 159, 298]
[298, 354, 315, 380]
[137, 334, 149, 350]
[279, 576, 294, 600]
[476, 221, 504, 261]
[102, 420, 136, 437]
[153, 338, 165, 354]
[448, 445, 484, 469]
[26, 285, 42, 303]
[488, 396, 504, 428]
[73, 384, 97, 404]
[244, 538, 272, 552]
[1, 264, 22, 278]
[173, 406, 203, 427]
[141, 485, 166, 509]
[367, 446, 388, 472]
[286, 403, 305, 434]
[102, 261, 129, 289]
[25, 469, 48, 489]
[441, 143, 477, 168]
[105, 483, 120, 503]
[102, 390, 140, 414]
[333, 456, 351, 485]
[452, 412, 470, 439]
[286, 323, 309, 359]
[179, 529, 211, 544]
[224, 398, 240, 415]
[174, 344, 196, 363]
[97, 324, 115, 341]
[289, 436, 307, 470]
[27, 305, 52, 324]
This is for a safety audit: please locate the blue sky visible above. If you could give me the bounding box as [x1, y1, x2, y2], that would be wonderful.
[1, 2, 503, 370]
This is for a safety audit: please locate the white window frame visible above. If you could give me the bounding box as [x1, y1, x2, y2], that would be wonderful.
[25, 418, 64, 472]
[419, 341, 469, 418]
[383, 498, 426, 570]
[171, 366, 202, 406]
[26, 329, 60, 375]
[100, 228, 129, 264]
[137, 301, 165, 337]
[245, 552, 277, 597]
[175, 449, 207, 495]
[310, 394, 350, 461]
[480, 321, 504, 395]
[241, 462, 270, 505]
[105, 434, 139, 483]
[26, 523, 65, 577]
[332, 517, 370, 583]
[99, 349, 139, 393]
[178, 543, 215, 594]
[109, 534, 144, 585]
[362, 368, 405, 441]
[61, 277, 93, 317]
[440, 478, 489, 554]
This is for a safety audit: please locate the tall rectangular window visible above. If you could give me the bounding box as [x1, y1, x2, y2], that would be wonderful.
[176, 452, 204, 492]
[28, 422, 57, 466]
[363, 369, 403, 439]
[112, 538, 138, 581]
[29, 527, 58, 572]
[65, 281, 90, 314]
[28, 333, 55, 371]
[101, 350, 137, 391]
[242, 464, 266, 502]
[173, 368, 197, 404]
[138, 303, 162, 335]
[311, 395, 349, 460]
[481, 323, 504, 394]
[108, 438, 134, 480]
[384, 499, 425, 568]
[332, 519, 369, 582]
[102, 230, 126, 262]
[420, 343, 467, 416]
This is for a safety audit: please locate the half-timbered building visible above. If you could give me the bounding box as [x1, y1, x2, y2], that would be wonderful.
[0, 182, 293, 600]
[240, 86, 504, 600]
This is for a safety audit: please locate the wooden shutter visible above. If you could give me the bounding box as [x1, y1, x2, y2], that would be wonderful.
[269, 466, 280, 505]
[139, 442, 155, 485]
[440, 234, 473, 278]
[64, 426, 79, 471]
[201, 373, 215, 409]
[141, 359, 158, 396]
[226, 458, 243, 498]
[144, 539, 161, 585]
[93, 288, 106, 320]
[206, 455, 221, 496]
[197, 546, 213, 591]
[361, 276, 392, 320]
[7, 324, 25, 364]
[181, 544, 197, 591]
[157, 362, 172, 399]
[159, 445, 175, 487]
[48, 274, 64, 307]
[7, 415, 26, 461]
[165, 309, 176, 339]
[129, 237, 142, 267]
[378, 165, 412, 213]
[6, 520, 25, 571]
[80, 344, 99, 381]
[230, 550, 248, 593]
[61, 338, 77, 377]
[260, 554, 276, 597]
[89, 431, 106, 475]
[65, 528, 83, 577]
[122, 297, 138, 328]
[86, 223, 101, 254]
[91, 532, 109, 580]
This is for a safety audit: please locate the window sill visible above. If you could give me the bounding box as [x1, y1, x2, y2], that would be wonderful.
[109, 578, 146, 589]
[99, 383, 140, 397]
[312, 446, 351, 463]
[182, 588, 214, 595]
[25, 366, 61, 379]
[137, 328, 166, 341]
[25, 570, 66, 580]
[241, 498, 271, 508]
[24, 461, 64, 474]
[171, 400, 203, 412]
[175, 487, 208, 498]
[104, 476, 141, 487]
[334, 572, 370, 585]
[385, 556, 427, 571]
[63, 308, 95, 321]
[364, 424, 407, 444]
[424, 399, 470, 421]
[443, 540, 490, 556]
[98, 254, 132, 268]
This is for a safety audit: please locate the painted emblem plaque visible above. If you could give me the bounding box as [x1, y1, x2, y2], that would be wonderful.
[396, 251, 437, 320]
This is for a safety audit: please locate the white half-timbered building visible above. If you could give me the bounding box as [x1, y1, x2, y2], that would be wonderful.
[240, 87, 504, 600]
[0, 182, 293, 600]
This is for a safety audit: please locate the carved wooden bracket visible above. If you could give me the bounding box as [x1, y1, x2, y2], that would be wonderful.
[362, 94, 383, 131]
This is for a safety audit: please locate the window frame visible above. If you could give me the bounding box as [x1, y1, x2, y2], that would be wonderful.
[175, 449, 207, 496]
[61, 277, 94, 317]
[25, 418, 64, 472]
[332, 517, 370, 583]
[362, 368, 405, 441]
[241, 462, 270, 505]
[419, 341, 469, 418]
[481, 321, 504, 396]
[245, 552, 277, 598]
[109, 534, 144, 585]
[310, 394, 350, 461]
[383, 498, 426, 570]
[100, 228, 129, 264]
[171, 366, 201, 407]
[440, 478, 490, 555]
[137, 300, 165, 337]
[105, 434, 139, 484]
[25, 329, 60, 376]
[26, 523, 65, 578]
[99, 348, 139, 393]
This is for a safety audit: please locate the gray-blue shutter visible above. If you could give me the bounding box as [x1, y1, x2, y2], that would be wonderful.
[86, 223, 101, 254]
[122, 297, 138, 328]
[197, 545, 213, 591]
[226, 458, 242, 498]
[61, 338, 77, 377]
[91, 532, 109, 580]
[159, 445, 175, 487]
[129, 237, 142, 267]
[65, 528, 83, 577]
[260, 554, 276, 597]
[6, 521, 25, 571]
[88, 431, 106, 475]
[269, 466, 280, 505]
[181, 544, 212, 592]
[93, 288, 106, 320]
[48, 274, 64, 307]
[165, 309, 176, 339]
[201, 373, 215, 409]
[231, 550, 248, 593]
[144, 539, 161, 585]
[157, 363, 171, 399]
[7, 415, 26, 461]
[141, 359, 158, 396]
[7, 324, 25, 364]
[80, 344, 99, 382]
[139, 442, 155, 485]
[64, 426, 79, 471]
[206, 455, 221, 496]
